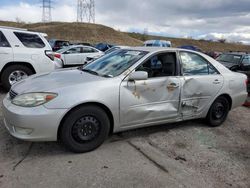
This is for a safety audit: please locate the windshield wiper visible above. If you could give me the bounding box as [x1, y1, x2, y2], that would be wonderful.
[82, 69, 99, 76]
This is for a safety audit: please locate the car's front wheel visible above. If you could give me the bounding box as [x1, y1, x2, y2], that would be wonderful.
[60, 105, 110, 153]
[206, 96, 230, 127]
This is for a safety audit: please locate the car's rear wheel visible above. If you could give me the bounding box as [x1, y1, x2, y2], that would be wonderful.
[206, 96, 230, 127]
[60, 105, 110, 153]
[1, 65, 33, 90]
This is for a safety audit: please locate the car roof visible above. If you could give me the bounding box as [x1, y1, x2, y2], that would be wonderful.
[0, 26, 47, 36]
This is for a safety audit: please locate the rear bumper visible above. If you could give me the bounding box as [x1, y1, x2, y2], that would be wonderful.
[243, 94, 250, 107]
[231, 91, 248, 109]
[2, 96, 67, 141]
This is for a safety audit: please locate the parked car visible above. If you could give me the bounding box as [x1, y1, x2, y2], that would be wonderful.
[2, 47, 248, 153]
[216, 52, 250, 105]
[178, 45, 202, 52]
[0, 26, 57, 90]
[216, 52, 250, 72]
[104, 46, 129, 54]
[49, 39, 70, 51]
[144, 40, 171, 47]
[95, 43, 114, 52]
[55, 45, 104, 67]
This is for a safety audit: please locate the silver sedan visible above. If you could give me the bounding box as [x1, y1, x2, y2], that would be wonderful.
[2, 47, 248, 152]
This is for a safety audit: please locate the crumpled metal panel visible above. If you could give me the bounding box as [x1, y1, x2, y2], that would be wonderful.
[181, 75, 224, 119]
[120, 77, 181, 126]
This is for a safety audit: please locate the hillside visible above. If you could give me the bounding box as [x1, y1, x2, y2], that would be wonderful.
[0, 21, 142, 46]
[127, 32, 250, 52]
[1, 21, 250, 52]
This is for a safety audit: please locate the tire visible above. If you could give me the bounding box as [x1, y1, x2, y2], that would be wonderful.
[1, 65, 33, 91]
[206, 96, 230, 127]
[60, 105, 110, 153]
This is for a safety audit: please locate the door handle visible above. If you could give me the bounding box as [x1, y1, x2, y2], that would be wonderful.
[167, 83, 179, 90]
[213, 79, 221, 84]
[0, 52, 8, 54]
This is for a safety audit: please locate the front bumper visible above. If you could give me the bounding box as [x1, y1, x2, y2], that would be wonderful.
[2, 96, 67, 141]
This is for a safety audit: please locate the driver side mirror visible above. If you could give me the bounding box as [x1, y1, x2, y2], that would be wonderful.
[129, 71, 148, 81]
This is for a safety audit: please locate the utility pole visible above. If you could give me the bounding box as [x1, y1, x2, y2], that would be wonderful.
[42, 0, 52, 22]
[77, 0, 95, 23]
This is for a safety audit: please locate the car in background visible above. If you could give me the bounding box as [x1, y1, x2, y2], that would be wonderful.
[104, 46, 129, 54]
[178, 45, 202, 52]
[2, 47, 248, 152]
[49, 39, 70, 51]
[95, 42, 114, 52]
[55, 45, 104, 67]
[216, 52, 250, 100]
[216, 52, 250, 72]
[0, 26, 56, 90]
[144, 40, 171, 47]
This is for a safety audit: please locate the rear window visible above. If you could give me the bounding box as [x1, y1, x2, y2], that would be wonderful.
[0, 31, 11, 47]
[14, 32, 45, 48]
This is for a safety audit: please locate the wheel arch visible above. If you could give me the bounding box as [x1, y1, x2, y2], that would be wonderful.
[0, 62, 36, 79]
[218, 93, 232, 110]
[57, 102, 114, 140]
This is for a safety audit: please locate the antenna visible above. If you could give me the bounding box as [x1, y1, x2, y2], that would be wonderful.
[42, 0, 52, 22]
[77, 0, 95, 23]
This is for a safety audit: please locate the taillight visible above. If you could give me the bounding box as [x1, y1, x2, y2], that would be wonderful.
[245, 79, 248, 87]
[45, 50, 54, 61]
[54, 53, 61, 59]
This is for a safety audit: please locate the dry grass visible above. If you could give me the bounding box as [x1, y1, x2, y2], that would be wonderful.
[127, 33, 250, 52]
[1, 21, 250, 52]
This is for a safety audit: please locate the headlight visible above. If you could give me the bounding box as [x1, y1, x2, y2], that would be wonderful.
[12, 93, 57, 107]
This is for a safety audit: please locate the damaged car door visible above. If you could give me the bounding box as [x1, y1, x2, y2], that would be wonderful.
[120, 52, 181, 127]
[179, 51, 223, 119]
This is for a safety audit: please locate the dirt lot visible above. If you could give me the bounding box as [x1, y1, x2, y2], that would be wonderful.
[0, 88, 249, 188]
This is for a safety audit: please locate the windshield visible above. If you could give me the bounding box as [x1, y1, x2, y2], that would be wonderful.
[82, 49, 148, 77]
[217, 54, 241, 64]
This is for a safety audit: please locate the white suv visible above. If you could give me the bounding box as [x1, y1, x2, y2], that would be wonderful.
[0, 26, 57, 90]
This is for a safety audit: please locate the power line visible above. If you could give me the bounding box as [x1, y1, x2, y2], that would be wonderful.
[77, 0, 95, 23]
[41, 0, 52, 22]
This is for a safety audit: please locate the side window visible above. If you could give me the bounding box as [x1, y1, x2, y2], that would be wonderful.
[180, 52, 218, 75]
[242, 55, 250, 66]
[82, 47, 97, 53]
[14, 32, 45, 48]
[0, 31, 11, 47]
[136, 52, 176, 78]
[65, 47, 81, 54]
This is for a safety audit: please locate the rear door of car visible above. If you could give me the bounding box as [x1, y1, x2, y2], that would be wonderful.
[178, 51, 223, 119]
[120, 51, 182, 127]
[0, 30, 13, 70]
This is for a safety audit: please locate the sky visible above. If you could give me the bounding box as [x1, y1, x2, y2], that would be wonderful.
[1, 0, 250, 44]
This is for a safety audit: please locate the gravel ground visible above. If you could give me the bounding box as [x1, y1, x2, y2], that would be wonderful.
[0, 88, 249, 188]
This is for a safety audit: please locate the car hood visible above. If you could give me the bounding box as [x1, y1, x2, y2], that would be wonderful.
[11, 68, 105, 94]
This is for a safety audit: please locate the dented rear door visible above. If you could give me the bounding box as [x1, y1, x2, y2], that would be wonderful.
[179, 51, 224, 119]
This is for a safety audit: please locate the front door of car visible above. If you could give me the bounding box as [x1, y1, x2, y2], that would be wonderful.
[64, 47, 82, 65]
[120, 52, 181, 127]
[179, 51, 223, 119]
